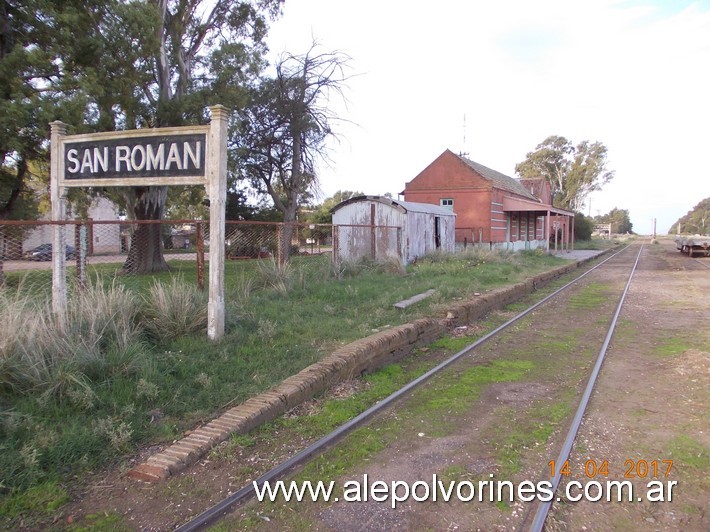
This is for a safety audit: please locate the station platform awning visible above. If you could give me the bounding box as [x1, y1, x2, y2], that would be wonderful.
[502, 196, 575, 252]
[502, 196, 574, 217]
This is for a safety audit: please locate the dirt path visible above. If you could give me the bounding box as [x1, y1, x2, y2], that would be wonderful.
[59, 241, 708, 531]
[3, 253, 197, 272]
[546, 241, 709, 530]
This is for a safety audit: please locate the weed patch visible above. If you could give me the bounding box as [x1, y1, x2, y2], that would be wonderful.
[667, 435, 709, 471]
[653, 336, 694, 358]
[0, 480, 69, 520]
[494, 393, 574, 477]
[567, 282, 611, 310]
[68, 511, 132, 531]
[413, 360, 534, 418]
[142, 276, 208, 342]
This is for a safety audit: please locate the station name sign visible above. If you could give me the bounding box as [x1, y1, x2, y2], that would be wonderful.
[63, 132, 206, 181]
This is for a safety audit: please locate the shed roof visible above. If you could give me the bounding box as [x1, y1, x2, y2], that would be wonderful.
[331, 195, 456, 217]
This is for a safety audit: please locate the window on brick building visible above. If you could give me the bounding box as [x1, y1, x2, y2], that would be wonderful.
[440, 198, 454, 210]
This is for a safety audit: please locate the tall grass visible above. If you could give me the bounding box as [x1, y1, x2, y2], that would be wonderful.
[0, 274, 212, 506]
[257, 257, 294, 294]
[0, 274, 210, 397]
[0, 278, 142, 399]
[420, 247, 520, 266]
[142, 275, 208, 342]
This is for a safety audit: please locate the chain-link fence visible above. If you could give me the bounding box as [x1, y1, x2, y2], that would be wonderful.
[0, 220, 204, 294]
[1, 220, 404, 297]
[224, 221, 333, 261]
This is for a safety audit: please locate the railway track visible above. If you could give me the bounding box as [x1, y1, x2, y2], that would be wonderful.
[524, 244, 642, 531]
[174, 244, 651, 531]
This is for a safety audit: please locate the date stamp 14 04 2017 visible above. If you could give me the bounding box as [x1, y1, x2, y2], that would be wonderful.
[550, 459, 678, 503]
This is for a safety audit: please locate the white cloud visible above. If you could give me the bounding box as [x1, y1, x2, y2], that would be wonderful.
[266, 0, 710, 233]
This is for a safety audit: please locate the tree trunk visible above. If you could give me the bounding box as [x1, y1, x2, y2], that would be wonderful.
[278, 198, 299, 262]
[123, 186, 170, 274]
[278, 133, 303, 261]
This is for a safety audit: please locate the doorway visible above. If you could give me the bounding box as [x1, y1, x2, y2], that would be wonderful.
[434, 216, 441, 249]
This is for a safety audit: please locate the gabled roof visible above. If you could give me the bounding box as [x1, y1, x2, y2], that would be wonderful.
[454, 152, 539, 202]
[331, 195, 456, 217]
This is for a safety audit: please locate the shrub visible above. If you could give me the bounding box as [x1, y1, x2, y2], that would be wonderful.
[0, 278, 142, 398]
[574, 212, 594, 241]
[142, 276, 208, 342]
[257, 257, 294, 294]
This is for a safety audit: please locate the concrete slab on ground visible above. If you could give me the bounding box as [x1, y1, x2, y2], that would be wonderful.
[553, 249, 608, 262]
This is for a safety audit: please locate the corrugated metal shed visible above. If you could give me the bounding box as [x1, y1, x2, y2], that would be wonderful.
[331, 195, 456, 265]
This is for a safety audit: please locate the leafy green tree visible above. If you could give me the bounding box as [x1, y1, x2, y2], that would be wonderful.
[515, 135, 614, 211]
[574, 212, 594, 241]
[671, 197, 710, 235]
[595, 207, 633, 234]
[1, 0, 282, 273]
[306, 190, 364, 224]
[0, 0, 91, 284]
[225, 189, 282, 221]
[89, 0, 281, 273]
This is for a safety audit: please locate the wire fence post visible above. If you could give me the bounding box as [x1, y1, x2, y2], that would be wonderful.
[75, 223, 87, 288]
[331, 225, 340, 265]
[196, 221, 205, 291]
[276, 224, 283, 265]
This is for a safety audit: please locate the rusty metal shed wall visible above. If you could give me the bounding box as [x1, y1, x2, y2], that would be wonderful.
[332, 200, 405, 263]
[332, 196, 456, 264]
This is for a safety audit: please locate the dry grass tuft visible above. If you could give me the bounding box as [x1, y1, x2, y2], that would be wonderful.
[142, 275, 208, 343]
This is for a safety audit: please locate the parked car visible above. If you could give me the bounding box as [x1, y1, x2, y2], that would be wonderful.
[22, 243, 76, 261]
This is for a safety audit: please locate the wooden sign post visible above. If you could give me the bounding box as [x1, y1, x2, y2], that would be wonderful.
[50, 105, 228, 340]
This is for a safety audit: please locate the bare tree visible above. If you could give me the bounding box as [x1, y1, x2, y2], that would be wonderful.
[234, 42, 352, 258]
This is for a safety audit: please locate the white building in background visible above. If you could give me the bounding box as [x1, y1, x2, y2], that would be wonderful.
[24, 196, 122, 254]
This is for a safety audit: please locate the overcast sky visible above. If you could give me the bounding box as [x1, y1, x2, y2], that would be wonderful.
[266, 0, 710, 235]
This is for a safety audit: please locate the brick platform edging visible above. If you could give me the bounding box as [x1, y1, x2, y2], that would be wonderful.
[128, 252, 605, 482]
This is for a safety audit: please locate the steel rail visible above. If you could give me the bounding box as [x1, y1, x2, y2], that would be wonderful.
[176, 246, 630, 532]
[527, 244, 644, 532]
[693, 258, 710, 269]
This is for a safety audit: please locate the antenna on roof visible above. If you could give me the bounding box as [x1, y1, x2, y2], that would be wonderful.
[458, 114, 470, 159]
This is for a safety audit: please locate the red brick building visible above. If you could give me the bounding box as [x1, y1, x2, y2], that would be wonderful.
[402, 149, 574, 251]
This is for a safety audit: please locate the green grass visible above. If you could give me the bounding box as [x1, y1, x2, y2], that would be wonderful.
[68, 511, 132, 532]
[573, 239, 623, 250]
[0, 481, 69, 521]
[494, 394, 574, 477]
[568, 281, 611, 310]
[412, 360, 533, 418]
[429, 335, 480, 352]
[653, 336, 694, 358]
[667, 435, 709, 471]
[0, 249, 566, 525]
